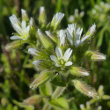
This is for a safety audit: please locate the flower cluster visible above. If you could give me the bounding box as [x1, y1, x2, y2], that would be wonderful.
[8, 7, 106, 107]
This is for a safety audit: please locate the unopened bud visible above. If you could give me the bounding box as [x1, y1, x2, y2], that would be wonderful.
[85, 51, 106, 61]
[29, 17, 34, 27]
[23, 95, 42, 105]
[97, 106, 102, 110]
[5, 40, 26, 51]
[39, 6, 47, 25]
[28, 48, 38, 56]
[98, 85, 104, 96]
[30, 70, 53, 89]
[21, 9, 28, 21]
[51, 12, 64, 30]
[37, 29, 53, 49]
[80, 104, 85, 110]
[72, 80, 98, 98]
[103, 95, 110, 100]
[1, 98, 7, 106]
[85, 24, 96, 40]
[69, 66, 89, 77]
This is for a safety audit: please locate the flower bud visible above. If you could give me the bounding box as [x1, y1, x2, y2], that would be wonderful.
[45, 31, 57, 43]
[69, 66, 89, 77]
[51, 12, 64, 30]
[72, 80, 98, 98]
[5, 40, 26, 51]
[28, 48, 38, 56]
[97, 106, 102, 110]
[30, 70, 53, 89]
[98, 85, 104, 96]
[85, 51, 106, 61]
[37, 29, 53, 49]
[21, 9, 29, 21]
[80, 104, 85, 110]
[23, 95, 42, 105]
[102, 95, 110, 100]
[84, 24, 96, 40]
[38, 6, 47, 25]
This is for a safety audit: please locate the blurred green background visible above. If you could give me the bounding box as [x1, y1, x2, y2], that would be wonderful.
[0, 0, 110, 110]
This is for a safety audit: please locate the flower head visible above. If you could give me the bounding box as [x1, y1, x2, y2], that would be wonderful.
[50, 47, 72, 67]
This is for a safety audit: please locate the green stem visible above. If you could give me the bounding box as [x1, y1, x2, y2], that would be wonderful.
[43, 86, 66, 110]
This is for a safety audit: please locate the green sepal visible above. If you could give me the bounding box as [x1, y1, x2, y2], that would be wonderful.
[30, 70, 54, 89]
[5, 40, 26, 51]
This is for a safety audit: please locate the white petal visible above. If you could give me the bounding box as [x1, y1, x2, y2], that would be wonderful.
[9, 14, 22, 34]
[55, 47, 63, 58]
[55, 63, 61, 67]
[32, 61, 40, 70]
[66, 30, 73, 45]
[21, 20, 26, 29]
[66, 24, 76, 45]
[53, 12, 64, 25]
[67, 24, 76, 36]
[50, 55, 57, 63]
[26, 26, 30, 33]
[10, 36, 21, 40]
[64, 48, 72, 61]
[75, 27, 83, 40]
[28, 48, 38, 55]
[89, 24, 96, 34]
[21, 9, 28, 20]
[65, 61, 72, 66]
[21, 9, 27, 16]
[80, 35, 89, 44]
[75, 40, 81, 47]
[59, 30, 66, 46]
[29, 17, 34, 26]
[39, 6, 45, 14]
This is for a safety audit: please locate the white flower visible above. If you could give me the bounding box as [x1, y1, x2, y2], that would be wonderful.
[51, 12, 64, 29]
[58, 30, 66, 46]
[66, 24, 96, 47]
[28, 48, 38, 55]
[9, 12, 30, 40]
[50, 47, 73, 67]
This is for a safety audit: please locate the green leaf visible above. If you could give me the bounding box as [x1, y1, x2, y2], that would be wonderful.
[49, 97, 69, 110]
[40, 81, 52, 96]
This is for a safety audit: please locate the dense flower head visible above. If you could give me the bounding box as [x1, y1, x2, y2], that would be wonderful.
[8, 7, 107, 100]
